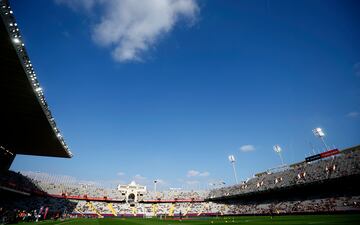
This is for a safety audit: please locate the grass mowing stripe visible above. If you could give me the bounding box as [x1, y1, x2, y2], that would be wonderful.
[9, 214, 360, 225]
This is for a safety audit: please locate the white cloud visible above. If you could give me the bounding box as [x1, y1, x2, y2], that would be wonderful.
[199, 171, 210, 177]
[134, 174, 146, 180]
[55, 0, 97, 12]
[240, 144, 256, 152]
[133, 174, 147, 184]
[117, 171, 125, 176]
[187, 170, 210, 177]
[187, 170, 199, 177]
[56, 0, 199, 62]
[347, 111, 359, 118]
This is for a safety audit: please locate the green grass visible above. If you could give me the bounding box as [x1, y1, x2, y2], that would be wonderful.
[11, 215, 360, 225]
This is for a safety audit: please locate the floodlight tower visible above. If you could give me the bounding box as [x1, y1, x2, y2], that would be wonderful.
[153, 180, 158, 194]
[312, 127, 330, 150]
[273, 145, 285, 166]
[228, 155, 239, 184]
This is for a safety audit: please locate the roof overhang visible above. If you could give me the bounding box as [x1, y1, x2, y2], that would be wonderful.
[0, 0, 72, 158]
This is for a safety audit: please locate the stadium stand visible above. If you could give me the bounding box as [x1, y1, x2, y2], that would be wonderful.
[207, 145, 360, 200]
[1, 145, 359, 222]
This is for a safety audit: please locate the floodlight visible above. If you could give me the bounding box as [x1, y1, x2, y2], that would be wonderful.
[12, 37, 20, 44]
[312, 127, 330, 150]
[228, 155, 238, 184]
[273, 145, 282, 153]
[154, 180, 158, 194]
[273, 144, 285, 165]
[313, 127, 325, 137]
[228, 155, 235, 163]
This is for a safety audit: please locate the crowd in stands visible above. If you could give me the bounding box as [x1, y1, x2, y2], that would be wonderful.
[1, 146, 359, 221]
[0, 171, 46, 195]
[7, 147, 358, 204]
[1, 194, 359, 222]
[24, 179, 207, 201]
[34, 181, 124, 200]
[0, 194, 77, 223]
[221, 196, 360, 215]
[0, 170, 200, 202]
[143, 190, 207, 200]
[0, 197, 72, 224]
[208, 147, 360, 199]
[0, 207, 43, 224]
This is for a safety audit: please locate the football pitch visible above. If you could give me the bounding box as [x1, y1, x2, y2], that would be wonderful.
[12, 214, 360, 225]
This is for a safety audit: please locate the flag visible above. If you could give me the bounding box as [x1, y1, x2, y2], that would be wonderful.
[44, 207, 49, 219]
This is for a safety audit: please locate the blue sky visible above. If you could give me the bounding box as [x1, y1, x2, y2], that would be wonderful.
[10, 0, 360, 190]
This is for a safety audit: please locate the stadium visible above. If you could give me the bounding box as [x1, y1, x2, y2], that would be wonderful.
[1, 0, 360, 225]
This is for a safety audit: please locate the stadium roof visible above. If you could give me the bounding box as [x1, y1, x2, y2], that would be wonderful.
[0, 1, 72, 158]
